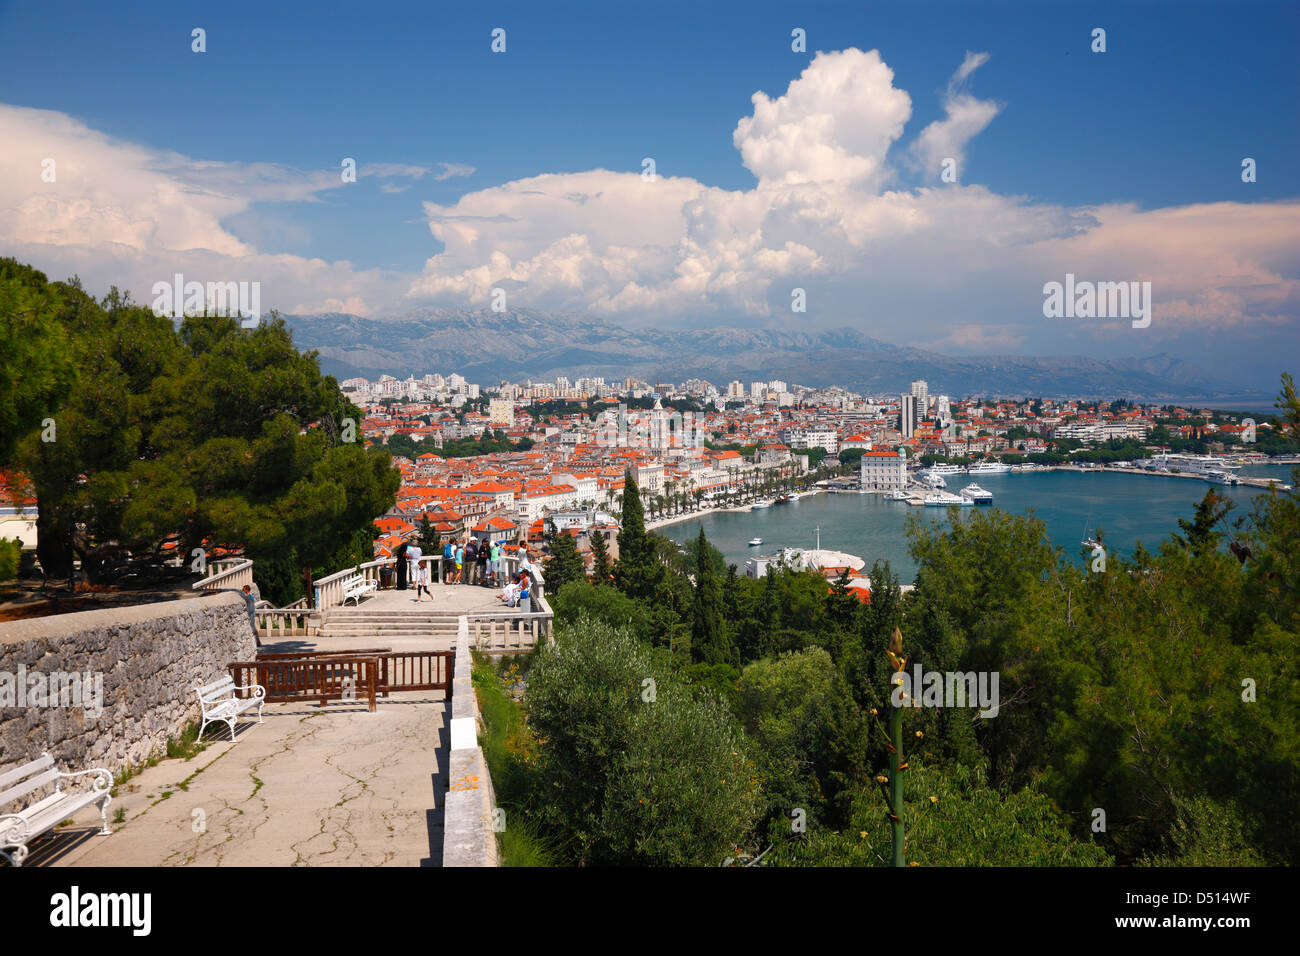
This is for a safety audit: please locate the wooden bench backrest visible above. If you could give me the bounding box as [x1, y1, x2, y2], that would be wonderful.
[0, 754, 60, 807]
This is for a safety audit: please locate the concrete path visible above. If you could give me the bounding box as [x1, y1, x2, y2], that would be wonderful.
[349, 582, 515, 614]
[27, 691, 448, 867]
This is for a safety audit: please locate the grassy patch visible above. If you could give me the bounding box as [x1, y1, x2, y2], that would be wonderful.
[471, 651, 562, 866]
[111, 721, 210, 795]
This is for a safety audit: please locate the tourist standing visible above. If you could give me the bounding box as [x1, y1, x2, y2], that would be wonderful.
[407, 542, 422, 592]
[394, 541, 409, 590]
[464, 538, 478, 586]
[454, 540, 464, 584]
[489, 540, 501, 586]
[476, 538, 489, 587]
[241, 584, 262, 648]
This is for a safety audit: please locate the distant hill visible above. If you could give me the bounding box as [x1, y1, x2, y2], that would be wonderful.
[280, 308, 1264, 402]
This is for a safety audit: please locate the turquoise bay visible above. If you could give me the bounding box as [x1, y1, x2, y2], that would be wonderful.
[662, 466, 1296, 582]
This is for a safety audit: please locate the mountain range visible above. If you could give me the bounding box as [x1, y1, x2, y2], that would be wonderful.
[279, 308, 1266, 403]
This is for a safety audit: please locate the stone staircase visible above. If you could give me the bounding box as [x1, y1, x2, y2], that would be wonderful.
[319, 607, 462, 645]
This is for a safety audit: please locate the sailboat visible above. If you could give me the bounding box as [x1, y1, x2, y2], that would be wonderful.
[1081, 508, 1101, 550]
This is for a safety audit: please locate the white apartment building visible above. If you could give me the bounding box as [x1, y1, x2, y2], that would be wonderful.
[778, 426, 839, 454]
[552, 472, 601, 503]
[487, 398, 515, 427]
[910, 380, 929, 414]
[515, 483, 580, 522]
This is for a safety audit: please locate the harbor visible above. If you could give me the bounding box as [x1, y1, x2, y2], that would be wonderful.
[667, 463, 1295, 582]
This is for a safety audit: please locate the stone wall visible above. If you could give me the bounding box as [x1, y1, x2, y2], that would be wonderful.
[442, 617, 499, 867]
[0, 591, 255, 774]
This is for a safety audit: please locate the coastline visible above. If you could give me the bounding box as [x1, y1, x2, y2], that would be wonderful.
[645, 489, 826, 532]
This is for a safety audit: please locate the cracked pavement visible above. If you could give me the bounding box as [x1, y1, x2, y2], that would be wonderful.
[37, 691, 448, 867]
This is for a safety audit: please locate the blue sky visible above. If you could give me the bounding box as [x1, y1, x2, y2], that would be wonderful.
[1, 0, 1297, 389]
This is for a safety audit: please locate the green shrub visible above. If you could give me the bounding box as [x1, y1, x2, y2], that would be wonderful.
[0, 537, 20, 582]
[1139, 794, 1267, 867]
[770, 760, 1112, 867]
[527, 613, 760, 865]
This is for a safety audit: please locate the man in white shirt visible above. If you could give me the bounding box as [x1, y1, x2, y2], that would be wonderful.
[406, 543, 422, 600]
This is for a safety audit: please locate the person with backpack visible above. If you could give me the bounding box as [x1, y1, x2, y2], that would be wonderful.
[464, 538, 478, 586]
[476, 537, 490, 586]
[442, 539, 454, 584]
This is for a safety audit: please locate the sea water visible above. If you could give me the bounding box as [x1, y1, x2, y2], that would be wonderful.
[663, 465, 1296, 582]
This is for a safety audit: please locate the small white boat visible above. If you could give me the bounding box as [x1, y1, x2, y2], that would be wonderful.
[884, 489, 909, 501]
[960, 483, 993, 504]
[748, 537, 763, 546]
[922, 473, 947, 489]
[751, 499, 774, 510]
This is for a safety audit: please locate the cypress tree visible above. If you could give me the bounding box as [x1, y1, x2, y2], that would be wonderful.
[545, 518, 586, 598]
[589, 527, 613, 585]
[415, 514, 441, 555]
[692, 528, 731, 664]
[614, 469, 657, 599]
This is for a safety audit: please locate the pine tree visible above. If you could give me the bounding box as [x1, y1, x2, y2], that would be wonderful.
[692, 528, 731, 664]
[589, 527, 613, 585]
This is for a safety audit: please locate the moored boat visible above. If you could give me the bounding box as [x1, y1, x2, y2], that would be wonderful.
[925, 492, 970, 506]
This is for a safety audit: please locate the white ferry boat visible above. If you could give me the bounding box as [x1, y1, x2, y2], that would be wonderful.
[922, 464, 963, 476]
[967, 462, 1012, 475]
[1204, 470, 1240, 486]
[1148, 453, 1242, 478]
[925, 492, 972, 506]
[960, 483, 994, 504]
[751, 499, 774, 510]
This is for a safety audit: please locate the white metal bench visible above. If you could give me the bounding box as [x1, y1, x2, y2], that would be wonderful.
[0, 752, 112, 867]
[342, 574, 377, 605]
[193, 674, 265, 743]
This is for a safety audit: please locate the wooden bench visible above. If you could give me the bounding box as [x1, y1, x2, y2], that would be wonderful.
[193, 674, 265, 743]
[342, 574, 377, 605]
[0, 752, 112, 867]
